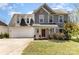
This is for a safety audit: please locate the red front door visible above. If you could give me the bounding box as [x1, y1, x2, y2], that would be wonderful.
[41, 29, 45, 37]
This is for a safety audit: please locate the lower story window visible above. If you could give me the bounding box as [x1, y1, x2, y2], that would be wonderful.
[50, 28, 54, 32]
[56, 29, 58, 32]
[50, 29, 52, 32]
[40, 19, 44, 23]
[37, 29, 39, 33]
[27, 18, 29, 23]
[59, 29, 63, 33]
[17, 20, 19, 23]
[52, 28, 54, 32]
[49, 19, 53, 23]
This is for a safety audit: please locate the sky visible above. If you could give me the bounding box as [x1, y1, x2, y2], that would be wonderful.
[0, 3, 76, 24]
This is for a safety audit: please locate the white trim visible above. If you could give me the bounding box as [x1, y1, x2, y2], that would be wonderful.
[48, 14, 49, 23]
[52, 15, 54, 23]
[33, 14, 35, 24]
[17, 17, 19, 24]
[39, 15, 44, 23]
[48, 15, 54, 23]
[42, 7, 50, 14]
[58, 15, 64, 23]
[16, 15, 20, 24]
[24, 16, 27, 24]
[26, 17, 30, 24]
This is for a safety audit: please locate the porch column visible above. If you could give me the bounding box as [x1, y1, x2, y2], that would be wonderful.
[39, 28, 41, 37]
[48, 28, 50, 35]
[54, 28, 56, 33]
[46, 28, 49, 38]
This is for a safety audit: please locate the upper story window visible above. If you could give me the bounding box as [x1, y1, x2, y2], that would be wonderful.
[17, 18, 19, 23]
[20, 18, 27, 26]
[59, 15, 64, 23]
[49, 15, 54, 23]
[39, 15, 44, 23]
[17, 20, 19, 23]
[30, 18, 34, 24]
[27, 18, 30, 24]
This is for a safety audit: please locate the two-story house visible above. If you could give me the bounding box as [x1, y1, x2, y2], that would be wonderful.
[9, 3, 69, 39]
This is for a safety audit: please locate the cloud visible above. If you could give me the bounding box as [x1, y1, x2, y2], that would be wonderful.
[8, 6, 13, 10]
[52, 3, 73, 11]
[55, 3, 66, 9]
[0, 3, 9, 7]
[65, 7, 73, 11]
[27, 11, 33, 14]
[8, 11, 22, 17]
[0, 3, 9, 10]
[20, 3, 25, 6]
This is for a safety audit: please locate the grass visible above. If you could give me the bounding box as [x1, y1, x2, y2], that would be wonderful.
[22, 40, 79, 55]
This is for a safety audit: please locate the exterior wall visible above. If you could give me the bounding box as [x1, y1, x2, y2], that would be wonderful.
[9, 14, 18, 26]
[9, 26, 34, 38]
[64, 14, 68, 22]
[34, 26, 59, 39]
[9, 14, 34, 27]
[35, 8, 48, 24]
[34, 8, 68, 29]
[53, 15, 58, 24]
[0, 26, 8, 34]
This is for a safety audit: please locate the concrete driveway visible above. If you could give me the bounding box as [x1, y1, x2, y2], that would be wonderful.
[0, 38, 33, 55]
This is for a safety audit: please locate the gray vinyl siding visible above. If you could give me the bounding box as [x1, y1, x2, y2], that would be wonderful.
[44, 12, 48, 23]
[34, 8, 68, 28]
[54, 15, 58, 23]
[64, 15, 68, 22]
[35, 10, 48, 24]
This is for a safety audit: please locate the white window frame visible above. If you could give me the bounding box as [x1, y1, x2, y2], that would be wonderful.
[39, 15, 44, 23]
[16, 16, 21, 24]
[48, 15, 54, 23]
[58, 15, 64, 23]
[17, 18, 19, 24]
[26, 17, 30, 24]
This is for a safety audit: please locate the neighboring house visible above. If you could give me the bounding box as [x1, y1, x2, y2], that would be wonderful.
[8, 3, 69, 39]
[0, 20, 8, 34]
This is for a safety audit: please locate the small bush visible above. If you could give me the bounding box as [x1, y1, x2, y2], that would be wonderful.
[52, 32, 71, 40]
[0, 33, 4, 39]
[63, 30, 71, 40]
[52, 33, 65, 40]
[4, 33, 9, 38]
[0, 33, 9, 39]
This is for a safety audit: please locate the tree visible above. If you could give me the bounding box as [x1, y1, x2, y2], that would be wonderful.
[64, 22, 79, 36]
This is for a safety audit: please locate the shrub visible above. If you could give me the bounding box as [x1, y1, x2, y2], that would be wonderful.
[63, 30, 71, 40]
[52, 33, 58, 40]
[4, 33, 9, 38]
[0, 33, 4, 39]
[52, 32, 71, 40]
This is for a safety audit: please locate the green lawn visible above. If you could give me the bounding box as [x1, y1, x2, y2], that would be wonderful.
[22, 40, 79, 55]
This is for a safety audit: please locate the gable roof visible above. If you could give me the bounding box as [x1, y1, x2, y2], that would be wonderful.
[13, 14, 34, 18]
[9, 14, 34, 26]
[33, 3, 69, 14]
[0, 20, 7, 26]
[53, 9, 68, 14]
[33, 3, 56, 14]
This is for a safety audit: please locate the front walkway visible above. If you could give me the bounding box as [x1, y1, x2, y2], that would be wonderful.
[0, 38, 33, 55]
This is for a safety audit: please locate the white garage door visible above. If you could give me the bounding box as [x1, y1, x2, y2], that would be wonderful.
[9, 27, 34, 38]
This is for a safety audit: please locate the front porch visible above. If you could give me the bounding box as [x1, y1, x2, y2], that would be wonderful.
[33, 24, 59, 39]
